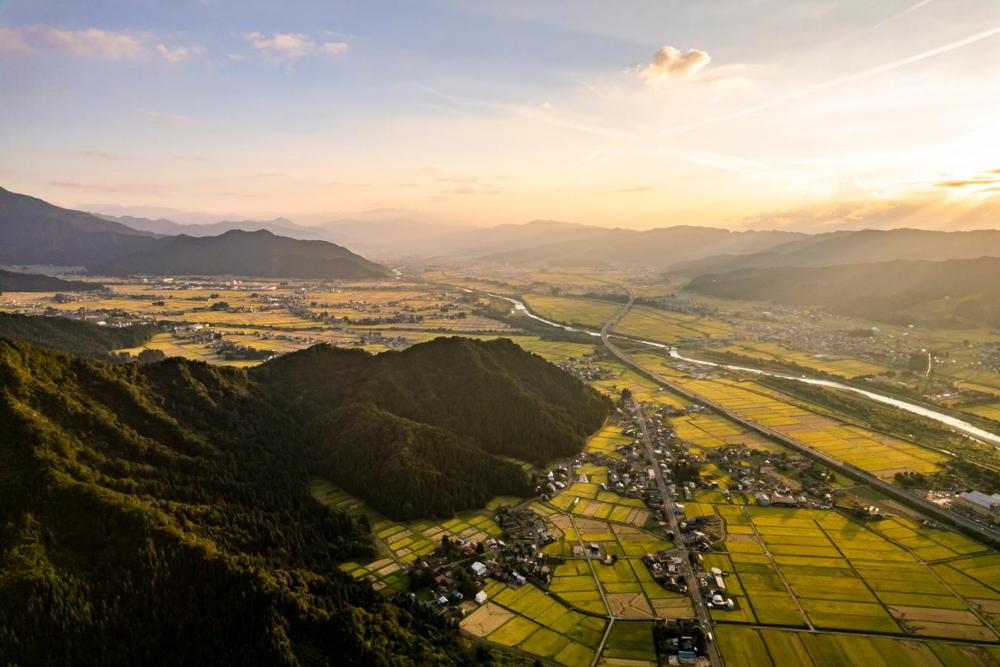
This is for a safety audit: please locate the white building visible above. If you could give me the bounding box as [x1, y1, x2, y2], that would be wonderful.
[955, 491, 1000, 521]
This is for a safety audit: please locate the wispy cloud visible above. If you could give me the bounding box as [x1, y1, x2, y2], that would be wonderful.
[242, 31, 348, 65]
[138, 108, 191, 126]
[0, 23, 200, 62]
[871, 0, 937, 31]
[934, 168, 1000, 189]
[659, 25, 1000, 137]
[634, 46, 711, 81]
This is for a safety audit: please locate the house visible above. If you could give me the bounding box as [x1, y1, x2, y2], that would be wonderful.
[475, 590, 488, 605]
[510, 571, 527, 588]
[470, 561, 488, 577]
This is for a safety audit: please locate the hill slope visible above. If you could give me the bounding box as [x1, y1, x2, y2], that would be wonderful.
[0, 186, 156, 266]
[673, 228, 1000, 274]
[0, 313, 155, 358]
[0, 268, 101, 292]
[93, 229, 390, 279]
[687, 256, 1000, 328]
[0, 335, 604, 663]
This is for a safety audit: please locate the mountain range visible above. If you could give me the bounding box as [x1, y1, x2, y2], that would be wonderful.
[93, 229, 389, 279]
[0, 334, 607, 663]
[0, 187, 389, 279]
[688, 256, 1000, 328]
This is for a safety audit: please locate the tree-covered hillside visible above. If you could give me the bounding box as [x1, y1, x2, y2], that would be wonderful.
[0, 312, 156, 359]
[0, 268, 102, 292]
[0, 336, 607, 664]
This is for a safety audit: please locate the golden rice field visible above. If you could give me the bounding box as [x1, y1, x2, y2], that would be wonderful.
[716, 626, 1000, 667]
[718, 341, 887, 379]
[612, 304, 732, 344]
[634, 353, 946, 479]
[521, 293, 620, 328]
[711, 506, 1000, 641]
[671, 413, 780, 453]
[966, 402, 1000, 422]
[462, 578, 607, 666]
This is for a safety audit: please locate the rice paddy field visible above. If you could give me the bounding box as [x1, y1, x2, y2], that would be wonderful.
[633, 353, 947, 479]
[309, 479, 512, 593]
[521, 294, 621, 329]
[612, 304, 732, 344]
[717, 341, 888, 379]
[461, 579, 608, 666]
[709, 505, 1000, 643]
[0, 277, 524, 364]
[716, 626, 1000, 667]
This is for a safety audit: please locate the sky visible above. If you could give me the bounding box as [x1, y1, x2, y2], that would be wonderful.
[0, 0, 999, 231]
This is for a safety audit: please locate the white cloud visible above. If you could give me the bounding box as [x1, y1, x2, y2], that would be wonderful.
[637, 46, 711, 80]
[323, 41, 348, 55]
[0, 23, 200, 63]
[246, 31, 314, 61]
[155, 43, 201, 64]
[37, 26, 143, 59]
[241, 32, 348, 64]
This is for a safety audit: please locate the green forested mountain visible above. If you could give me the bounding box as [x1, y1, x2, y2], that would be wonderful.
[0, 313, 156, 359]
[0, 336, 606, 664]
[687, 256, 1000, 328]
[0, 268, 102, 292]
[257, 337, 609, 465]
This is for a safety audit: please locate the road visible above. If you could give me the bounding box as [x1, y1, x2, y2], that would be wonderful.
[601, 293, 725, 667]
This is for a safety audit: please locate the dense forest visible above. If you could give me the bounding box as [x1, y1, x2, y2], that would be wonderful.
[0, 313, 157, 359]
[0, 336, 606, 664]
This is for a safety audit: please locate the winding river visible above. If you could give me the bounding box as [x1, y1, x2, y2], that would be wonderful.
[494, 294, 1000, 447]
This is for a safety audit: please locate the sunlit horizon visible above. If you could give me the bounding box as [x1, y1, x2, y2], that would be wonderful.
[2, 0, 999, 231]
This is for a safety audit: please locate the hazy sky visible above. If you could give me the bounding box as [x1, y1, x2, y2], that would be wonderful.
[1, 0, 998, 230]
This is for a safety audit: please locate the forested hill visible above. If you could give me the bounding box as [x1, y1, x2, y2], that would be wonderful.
[0, 313, 155, 359]
[687, 256, 1000, 328]
[0, 336, 606, 664]
[0, 268, 102, 292]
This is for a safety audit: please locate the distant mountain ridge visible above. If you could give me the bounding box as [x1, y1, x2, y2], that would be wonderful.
[0, 186, 157, 266]
[688, 256, 1000, 328]
[672, 228, 1000, 275]
[93, 229, 390, 279]
[99, 212, 329, 240]
[1, 187, 389, 279]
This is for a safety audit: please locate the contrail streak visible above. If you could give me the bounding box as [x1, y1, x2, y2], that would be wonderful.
[872, 0, 936, 31]
[659, 25, 1000, 138]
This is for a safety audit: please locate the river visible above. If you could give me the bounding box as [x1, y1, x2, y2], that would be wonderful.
[494, 294, 1000, 447]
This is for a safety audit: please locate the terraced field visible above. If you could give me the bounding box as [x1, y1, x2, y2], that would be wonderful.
[310, 479, 511, 592]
